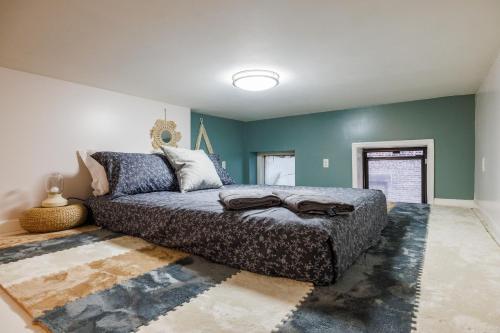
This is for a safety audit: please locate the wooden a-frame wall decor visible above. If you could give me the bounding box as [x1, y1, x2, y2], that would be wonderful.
[195, 117, 214, 154]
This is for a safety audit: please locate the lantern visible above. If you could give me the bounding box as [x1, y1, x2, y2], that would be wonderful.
[41, 173, 68, 208]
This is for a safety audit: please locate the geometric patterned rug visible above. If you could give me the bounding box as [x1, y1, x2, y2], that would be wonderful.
[0, 203, 429, 333]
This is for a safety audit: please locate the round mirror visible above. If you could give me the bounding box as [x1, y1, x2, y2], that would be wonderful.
[150, 119, 181, 149]
[161, 130, 172, 143]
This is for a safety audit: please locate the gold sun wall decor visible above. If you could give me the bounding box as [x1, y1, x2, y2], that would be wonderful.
[150, 109, 181, 149]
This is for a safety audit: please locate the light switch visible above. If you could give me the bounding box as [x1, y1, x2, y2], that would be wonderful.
[323, 158, 329, 168]
[221, 161, 227, 169]
[482, 157, 486, 173]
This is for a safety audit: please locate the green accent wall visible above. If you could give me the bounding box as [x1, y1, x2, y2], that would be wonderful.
[191, 112, 245, 184]
[193, 95, 475, 199]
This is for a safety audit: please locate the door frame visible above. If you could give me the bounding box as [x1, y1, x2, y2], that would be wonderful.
[362, 147, 428, 203]
[351, 139, 435, 203]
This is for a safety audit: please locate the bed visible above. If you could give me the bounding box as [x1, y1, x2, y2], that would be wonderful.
[87, 185, 387, 285]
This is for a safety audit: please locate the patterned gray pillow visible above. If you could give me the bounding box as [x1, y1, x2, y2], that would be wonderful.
[91, 152, 179, 197]
[208, 154, 236, 185]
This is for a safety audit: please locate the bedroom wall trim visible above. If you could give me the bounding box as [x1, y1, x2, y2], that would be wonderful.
[352, 139, 435, 203]
[433, 198, 477, 208]
[473, 207, 500, 245]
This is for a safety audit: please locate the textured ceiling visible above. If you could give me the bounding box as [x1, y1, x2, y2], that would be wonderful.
[1, 0, 499, 121]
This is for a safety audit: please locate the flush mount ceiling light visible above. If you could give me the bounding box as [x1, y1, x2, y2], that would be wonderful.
[232, 69, 280, 91]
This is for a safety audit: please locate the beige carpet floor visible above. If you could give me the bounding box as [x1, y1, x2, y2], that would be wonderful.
[415, 206, 500, 332]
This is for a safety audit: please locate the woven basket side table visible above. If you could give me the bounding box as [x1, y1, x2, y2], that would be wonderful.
[20, 204, 88, 233]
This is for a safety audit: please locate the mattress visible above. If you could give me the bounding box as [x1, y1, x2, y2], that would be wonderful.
[87, 185, 387, 285]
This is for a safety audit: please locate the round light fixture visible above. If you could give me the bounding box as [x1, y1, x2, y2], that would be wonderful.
[232, 69, 279, 91]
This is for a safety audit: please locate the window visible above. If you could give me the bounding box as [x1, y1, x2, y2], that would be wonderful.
[257, 152, 295, 186]
[363, 147, 427, 203]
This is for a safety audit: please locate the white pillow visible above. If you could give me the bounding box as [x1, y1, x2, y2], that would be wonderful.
[161, 147, 222, 192]
[78, 150, 109, 196]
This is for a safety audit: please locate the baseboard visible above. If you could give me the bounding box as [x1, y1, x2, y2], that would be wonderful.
[0, 219, 23, 236]
[432, 198, 477, 208]
[473, 206, 500, 246]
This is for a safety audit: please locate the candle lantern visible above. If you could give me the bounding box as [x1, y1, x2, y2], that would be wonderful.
[41, 173, 68, 208]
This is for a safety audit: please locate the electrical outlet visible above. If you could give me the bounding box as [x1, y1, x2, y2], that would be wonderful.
[221, 161, 227, 169]
[323, 158, 329, 168]
[482, 157, 486, 173]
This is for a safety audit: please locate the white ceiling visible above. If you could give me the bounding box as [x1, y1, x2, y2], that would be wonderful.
[1, 0, 499, 121]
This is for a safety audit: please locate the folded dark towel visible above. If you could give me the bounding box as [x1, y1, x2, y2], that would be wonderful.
[273, 190, 354, 216]
[219, 190, 281, 210]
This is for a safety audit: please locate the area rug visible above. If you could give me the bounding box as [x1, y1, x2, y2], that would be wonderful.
[0, 203, 429, 333]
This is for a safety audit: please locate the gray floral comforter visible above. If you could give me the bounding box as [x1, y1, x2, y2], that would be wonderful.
[86, 185, 387, 285]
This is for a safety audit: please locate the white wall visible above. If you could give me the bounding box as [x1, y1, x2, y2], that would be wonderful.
[0, 67, 190, 230]
[475, 52, 500, 242]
